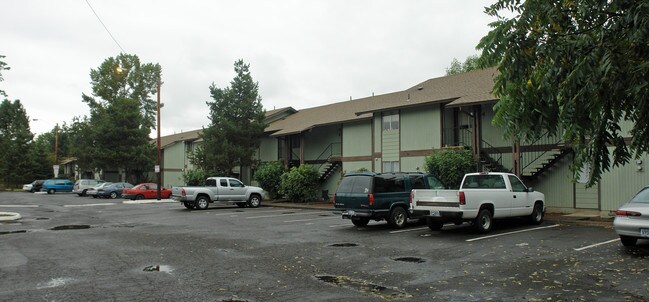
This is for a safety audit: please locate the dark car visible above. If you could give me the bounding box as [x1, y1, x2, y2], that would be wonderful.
[334, 172, 445, 228]
[96, 182, 134, 199]
[41, 179, 74, 194]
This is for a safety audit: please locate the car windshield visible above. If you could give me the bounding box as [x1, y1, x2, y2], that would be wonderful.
[630, 187, 649, 203]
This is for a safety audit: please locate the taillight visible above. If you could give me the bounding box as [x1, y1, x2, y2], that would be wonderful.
[368, 193, 374, 206]
[459, 191, 466, 205]
[410, 191, 414, 205]
[615, 210, 641, 217]
[181, 188, 186, 197]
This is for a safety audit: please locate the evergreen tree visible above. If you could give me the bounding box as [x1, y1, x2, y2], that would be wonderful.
[192, 60, 266, 176]
[0, 100, 34, 186]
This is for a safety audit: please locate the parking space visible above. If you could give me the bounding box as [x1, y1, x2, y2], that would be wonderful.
[2, 192, 647, 301]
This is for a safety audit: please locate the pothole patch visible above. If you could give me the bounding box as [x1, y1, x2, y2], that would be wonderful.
[49, 225, 91, 231]
[315, 275, 411, 300]
[392, 256, 426, 263]
[0, 230, 28, 235]
[329, 243, 358, 247]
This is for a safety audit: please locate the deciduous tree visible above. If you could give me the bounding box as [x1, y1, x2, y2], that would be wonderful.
[478, 0, 649, 185]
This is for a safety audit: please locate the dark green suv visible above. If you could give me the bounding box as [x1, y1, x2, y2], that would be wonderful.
[334, 172, 445, 228]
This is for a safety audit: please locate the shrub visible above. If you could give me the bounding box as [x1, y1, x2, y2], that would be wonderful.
[182, 168, 210, 186]
[424, 148, 476, 189]
[253, 161, 285, 199]
[279, 165, 319, 202]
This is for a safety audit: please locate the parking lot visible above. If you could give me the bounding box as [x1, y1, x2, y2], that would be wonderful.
[1, 192, 648, 301]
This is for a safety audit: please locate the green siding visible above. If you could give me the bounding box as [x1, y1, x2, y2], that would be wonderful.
[303, 125, 342, 160]
[533, 155, 575, 211]
[481, 104, 510, 148]
[374, 115, 381, 153]
[600, 151, 649, 212]
[382, 132, 399, 161]
[400, 106, 440, 150]
[342, 121, 372, 157]
[401, 156, 426, 173]
[343, 161, 373, 173]
[575, 183, 599, 209]
[258, 136, 278, 162]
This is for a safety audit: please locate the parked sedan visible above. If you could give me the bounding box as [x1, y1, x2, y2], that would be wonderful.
[614, 186, 649, 246]
[96, 182, 134, 199]
[122, 183, 172, 200]
[22, 180, 45, 193]
[87, 182, 113, 198]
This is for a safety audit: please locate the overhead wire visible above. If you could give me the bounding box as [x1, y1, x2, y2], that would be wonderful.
[84, 0, 126, 53]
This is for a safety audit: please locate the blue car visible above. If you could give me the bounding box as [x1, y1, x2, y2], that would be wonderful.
[41, 179, 74, 194]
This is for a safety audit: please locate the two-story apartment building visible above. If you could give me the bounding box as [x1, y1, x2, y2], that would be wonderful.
[160, 68, 649, 216]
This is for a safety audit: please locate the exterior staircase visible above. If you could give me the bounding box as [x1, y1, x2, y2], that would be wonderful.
[319, 161, 341, 182]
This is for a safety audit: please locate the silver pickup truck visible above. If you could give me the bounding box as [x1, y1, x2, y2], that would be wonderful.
[171, 177, 264, 210]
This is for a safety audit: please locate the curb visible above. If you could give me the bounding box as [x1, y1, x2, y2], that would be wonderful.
[262, 202, 334, 211]
[0, 212, 22, 221]
[122, 199, 176, 205]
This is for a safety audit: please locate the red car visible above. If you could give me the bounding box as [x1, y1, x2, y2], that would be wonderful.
[122, 183, 172, 200]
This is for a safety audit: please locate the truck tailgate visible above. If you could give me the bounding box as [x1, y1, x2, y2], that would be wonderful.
[411, 189, 459, 210]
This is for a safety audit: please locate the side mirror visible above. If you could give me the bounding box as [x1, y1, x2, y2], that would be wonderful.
[527, 187, 534, 192]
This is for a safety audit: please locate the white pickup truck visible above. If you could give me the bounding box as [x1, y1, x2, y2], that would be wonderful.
[170, 177, 264, 210]
[409, 172, 545, 233]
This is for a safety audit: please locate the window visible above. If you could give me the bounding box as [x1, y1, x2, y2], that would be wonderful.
[382, 112, 399, 131]
[508, 175, 527, 192]
[409, 175, 426, 189]
[425, 175, 445, 189]
[336, 176, 371, 194]
[149, 184, 158, 190]
[382, 161, 400, 173]
[462, 175, 506, 189]
[206, 179, 217, 187]
[374, 175, 405, 193]
[219, 179, 228, 187]
[229, 179, 244, 188]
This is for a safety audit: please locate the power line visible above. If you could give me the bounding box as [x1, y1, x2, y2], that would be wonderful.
[85, 0, 126, 53]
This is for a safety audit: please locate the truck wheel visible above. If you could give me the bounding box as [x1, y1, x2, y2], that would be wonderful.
[474, 209, 493, 233]
[236, 202, 247, 208]
[426, 218, 444, 231]
[388, 207, 407, 228]
[351, 217, 369, 227]
[529, 202, 544, 225]
[195, 196, 209, 210]
[183, 201, 195, 209]
[248, 194, 261, 208]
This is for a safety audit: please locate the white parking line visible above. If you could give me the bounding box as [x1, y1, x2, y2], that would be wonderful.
[389, 226, 430, 234]
[283, 216, 338, 223]
[246, 211, 323, 219]
[466, 224, 560, 242]
[573, 239, 619, 251]
[213, 209, 288, 216]
[64, 203, 116, 207]
[0, 205, 38, 208]
[329, 224, 351, 228]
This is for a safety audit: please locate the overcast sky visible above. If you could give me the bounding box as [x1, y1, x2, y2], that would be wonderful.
[2, 0, 497, 137]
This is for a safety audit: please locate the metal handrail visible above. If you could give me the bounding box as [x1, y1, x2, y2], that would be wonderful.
[520, 130, 564, 174]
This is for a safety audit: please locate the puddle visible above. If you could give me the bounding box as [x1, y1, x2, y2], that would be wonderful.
[36, 217, 50, 220]
[143, 265, 174, 273]
[329, 243, 358, 247]
[315, 275, 411, 300]
[282, 212, 296, 214]
[392, 257, 426, 263]
[0, 230, 28, 235]
[318, 214, 331, 217]
[49, 225, 91, 231]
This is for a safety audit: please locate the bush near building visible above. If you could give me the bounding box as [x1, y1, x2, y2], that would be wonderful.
[254, 161, 285, 199]
[424, 148, 475, 189]
[279, 165, 319, 202]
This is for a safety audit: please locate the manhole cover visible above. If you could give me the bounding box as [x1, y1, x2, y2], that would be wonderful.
[49, 225, 91, 231]
[393, 257, 426, 263]
[329, 243, 358, 247]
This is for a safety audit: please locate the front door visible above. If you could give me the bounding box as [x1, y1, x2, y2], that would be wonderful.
[228, 179, 247, 201]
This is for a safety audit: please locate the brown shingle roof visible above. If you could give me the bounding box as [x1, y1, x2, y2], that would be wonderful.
[159, 129, 202, 149]
[267, 68, 498, 136]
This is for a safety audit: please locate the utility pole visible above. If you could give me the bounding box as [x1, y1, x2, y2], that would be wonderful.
[54, 123, 59, 178]
[156, 75, 162, 200]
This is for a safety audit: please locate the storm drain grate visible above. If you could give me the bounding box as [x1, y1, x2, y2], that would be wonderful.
[49, 225, 91, 231]
[315, 275, 411, 300]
